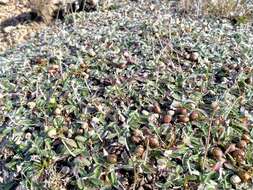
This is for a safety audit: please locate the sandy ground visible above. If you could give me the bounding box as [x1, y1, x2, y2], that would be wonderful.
[0, 0, 47, 53]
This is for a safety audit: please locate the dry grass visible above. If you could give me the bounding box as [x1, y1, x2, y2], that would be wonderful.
[28, 0, 59, 23]
[179, 0, 252, 19]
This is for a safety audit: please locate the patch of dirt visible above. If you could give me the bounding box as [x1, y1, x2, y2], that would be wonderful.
[0, 0, 47, 53]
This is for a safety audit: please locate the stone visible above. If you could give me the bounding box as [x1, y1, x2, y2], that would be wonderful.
[3, 26, 16, 33]
[0, 0, 9, 5]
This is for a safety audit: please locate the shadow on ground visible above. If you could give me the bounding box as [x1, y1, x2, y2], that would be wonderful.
[0, 2, 96, 29]
[0, 12, 42, 28]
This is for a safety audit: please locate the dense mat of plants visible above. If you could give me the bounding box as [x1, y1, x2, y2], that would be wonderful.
[0, 1, 253, 189]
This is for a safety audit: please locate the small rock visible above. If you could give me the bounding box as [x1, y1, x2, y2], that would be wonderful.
[60, 166, 70, 175]
[230, 175, 241, 185]
[27, 101, 36, 109]
[88, 49, 96, 57]
[3, 26, 16, 33]
[190, 52, 199, 61]
[168, 110, 175, 116]
[88, 0, 99, 6]
[54, 107, 62, 115]
[0, 0, 9, 5]
[25, 132, 32, 140]
[47, 128, 57, 138]
[15, 184, 27, 190]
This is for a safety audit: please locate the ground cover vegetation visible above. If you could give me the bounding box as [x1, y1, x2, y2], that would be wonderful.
[0, 0, 253, 189]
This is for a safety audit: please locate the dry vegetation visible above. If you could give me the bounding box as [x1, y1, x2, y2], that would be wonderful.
[179, 0, 252, 21]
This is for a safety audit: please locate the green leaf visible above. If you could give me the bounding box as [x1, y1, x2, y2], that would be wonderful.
[108, 170, 118, 186]
[62, 137, 78, 148]
[75, 135, 87, 143]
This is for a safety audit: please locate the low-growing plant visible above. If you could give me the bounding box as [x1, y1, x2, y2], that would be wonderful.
[1, 0, 253, 189]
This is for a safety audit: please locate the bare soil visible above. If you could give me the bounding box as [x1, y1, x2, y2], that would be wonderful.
[0, 0, 47, 52]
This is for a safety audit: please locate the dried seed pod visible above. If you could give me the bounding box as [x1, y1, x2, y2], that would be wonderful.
[168, 110, 175, 116]
[178, 115, 190, 123]
[54, 107, 62, 115]
[27, 102, 36, 109]
[211, 101, 219, 110]
[148, 136, 160, 148]
[202, 75, 208, 81]
[176, 108, 188, 115]
[245, 77, 253, 85]
[238, 171, 251, 182]
[135, 145, 145, 157]
[131, 135, 142, 144]
[35, 57, 47, 65]
[142, 127, 152, 136]
[211, 147, 224, 161]
[190, 52, 199, 61]
[107, 154, 117, 164]
[133, 129, 143, 137]
[190, 111, 199, 121]
[89, 0, 99, 6]
[163, 115, 172, 124]
[239, 96, 246, 105]
[48, 69, 57, 75]
[48, 64, 60, 75]
[244, 66, 253, 73]
[230, 175, 241, 185]
[242, 133, 251, 143]
[232, 149, 245, 162]
[153, 102, 161, 114]
[50, 64, 60, 70]
[237, 140, 247, 149]
[183, 52, 190, 59]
